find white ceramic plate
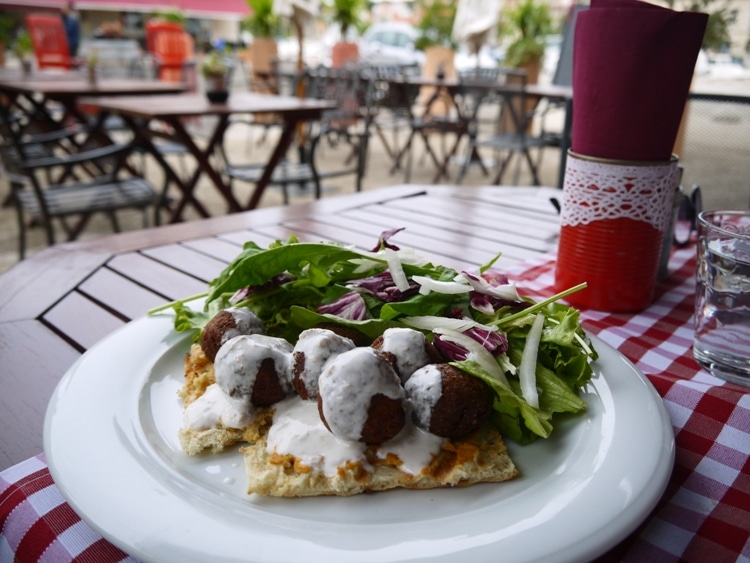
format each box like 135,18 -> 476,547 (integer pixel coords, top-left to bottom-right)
44,314 -> 674,563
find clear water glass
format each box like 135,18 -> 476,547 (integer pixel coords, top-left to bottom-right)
694,210 -> 750,386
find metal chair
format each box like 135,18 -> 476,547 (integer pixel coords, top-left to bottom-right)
215,66 -> 373,205
456,68 -> 552,186
0,106 -> 162,259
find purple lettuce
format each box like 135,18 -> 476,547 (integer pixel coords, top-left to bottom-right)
370,227 -> 405,252
347,271 -> 419,302
434,326 -> 508,361
317,291 -> 369,320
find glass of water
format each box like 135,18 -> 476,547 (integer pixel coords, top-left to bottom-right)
694,210 -> 750,386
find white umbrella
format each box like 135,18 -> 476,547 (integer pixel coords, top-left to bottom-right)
452,0 -> 501,58
273,0 -> 321,74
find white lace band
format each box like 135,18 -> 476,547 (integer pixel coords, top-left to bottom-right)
561,152 -> 681,233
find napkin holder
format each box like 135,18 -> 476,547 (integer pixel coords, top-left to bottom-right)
554,151 -> 681,312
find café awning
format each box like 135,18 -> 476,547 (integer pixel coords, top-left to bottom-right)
2,0 -> 250,18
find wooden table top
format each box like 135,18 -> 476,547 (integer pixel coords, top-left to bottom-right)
80,92 -> 339,119
0,77 -> 187,96
0,184 -> 561,470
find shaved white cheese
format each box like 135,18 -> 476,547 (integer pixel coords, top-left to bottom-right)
402,315 -> 497,334
455,273 -> 521,302
384,248 -> 410,292
434,328 -> 511,389
412,276 -> 471,296
519,314 -> 544,409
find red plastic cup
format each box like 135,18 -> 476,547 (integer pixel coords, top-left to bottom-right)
554,151 -> 680,312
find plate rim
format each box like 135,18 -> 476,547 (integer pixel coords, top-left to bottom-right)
43,314 -> 675,563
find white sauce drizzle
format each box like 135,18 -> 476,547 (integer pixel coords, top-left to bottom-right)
292,328 -> 355,398
404,364 -> 443,431
318,347 -> 404,442
380,327 -> 431,383
376,422 -> 445,475
214,334 -> 293,398
183,384 -> 254,430
267,397 -> 369,477
220,307 -> 265,347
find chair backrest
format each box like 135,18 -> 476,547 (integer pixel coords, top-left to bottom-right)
304,66 -> 372,131
153,29 -> 195,82
25,12 -> 72,70
145,20 -> 184,55
553,4 -> 587,87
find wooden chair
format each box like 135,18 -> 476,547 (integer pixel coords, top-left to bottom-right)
25,13 -> 76,70
0,106 -> 163,259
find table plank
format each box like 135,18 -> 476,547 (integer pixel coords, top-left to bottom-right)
106,252 -> 209,300
43,292 -> 126,351
78,268 -> 170,320
0,321 -> 81,469
140,244 -> 230,282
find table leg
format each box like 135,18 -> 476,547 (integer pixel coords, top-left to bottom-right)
245,116 -> 300,210
166,114 -> 243,220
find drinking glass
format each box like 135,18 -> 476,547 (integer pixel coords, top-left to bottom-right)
694,210 -> 750,386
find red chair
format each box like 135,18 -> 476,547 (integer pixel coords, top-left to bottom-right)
25,13 -> 74,70
153,29 -> 196,84
144,20 -> 183,54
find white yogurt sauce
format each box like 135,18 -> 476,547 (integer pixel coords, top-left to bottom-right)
292,328 -> 356,398
318,347 -> 405,442
183,383 -> 254,430
220,307 -> 265,347
404,364 -> 443,431
376,422 -> 445,475
267,397 -> 369,477
379,327 -> 432,382
214,334 -> 293,398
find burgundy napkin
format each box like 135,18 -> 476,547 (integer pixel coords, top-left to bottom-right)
571,0 -> 708,161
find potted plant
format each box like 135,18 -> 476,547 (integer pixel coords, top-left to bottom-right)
153,8 -> 187,26
0,11 -> 15,68
13,30 -> 33,74
243,0 -> 282,91
201,49 -> 230,103
328,0 -> 366,67
498,0 -> 553,85
415,0 -> 458,78
86,47 -> 99,84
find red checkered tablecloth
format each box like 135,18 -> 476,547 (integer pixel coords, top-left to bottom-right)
2,246 -> 749,563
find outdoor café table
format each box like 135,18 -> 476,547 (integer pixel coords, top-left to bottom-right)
380,75 -> 572,186
80,92 -> 338,223
0,76 -> 186,131
0,185 -> 747,562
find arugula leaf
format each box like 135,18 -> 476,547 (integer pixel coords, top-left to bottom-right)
206,242 -> 370,304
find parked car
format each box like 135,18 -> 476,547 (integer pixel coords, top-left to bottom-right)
359,22 -> 425,68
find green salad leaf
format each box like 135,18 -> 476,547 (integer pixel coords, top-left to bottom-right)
149,234 -> 597,444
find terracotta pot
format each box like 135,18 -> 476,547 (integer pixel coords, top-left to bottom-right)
250,37 -> 278,92
331,41 -> 359,67
421,45 -> 456,116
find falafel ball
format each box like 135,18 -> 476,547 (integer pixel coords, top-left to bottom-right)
313,322 -> 370,346
405,364 -> 493,439
214,334 -> 293,407
371,327 -> 442,383
200,307 -> 264,363
317,347 -> 406,444
292,328 -> 356,399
